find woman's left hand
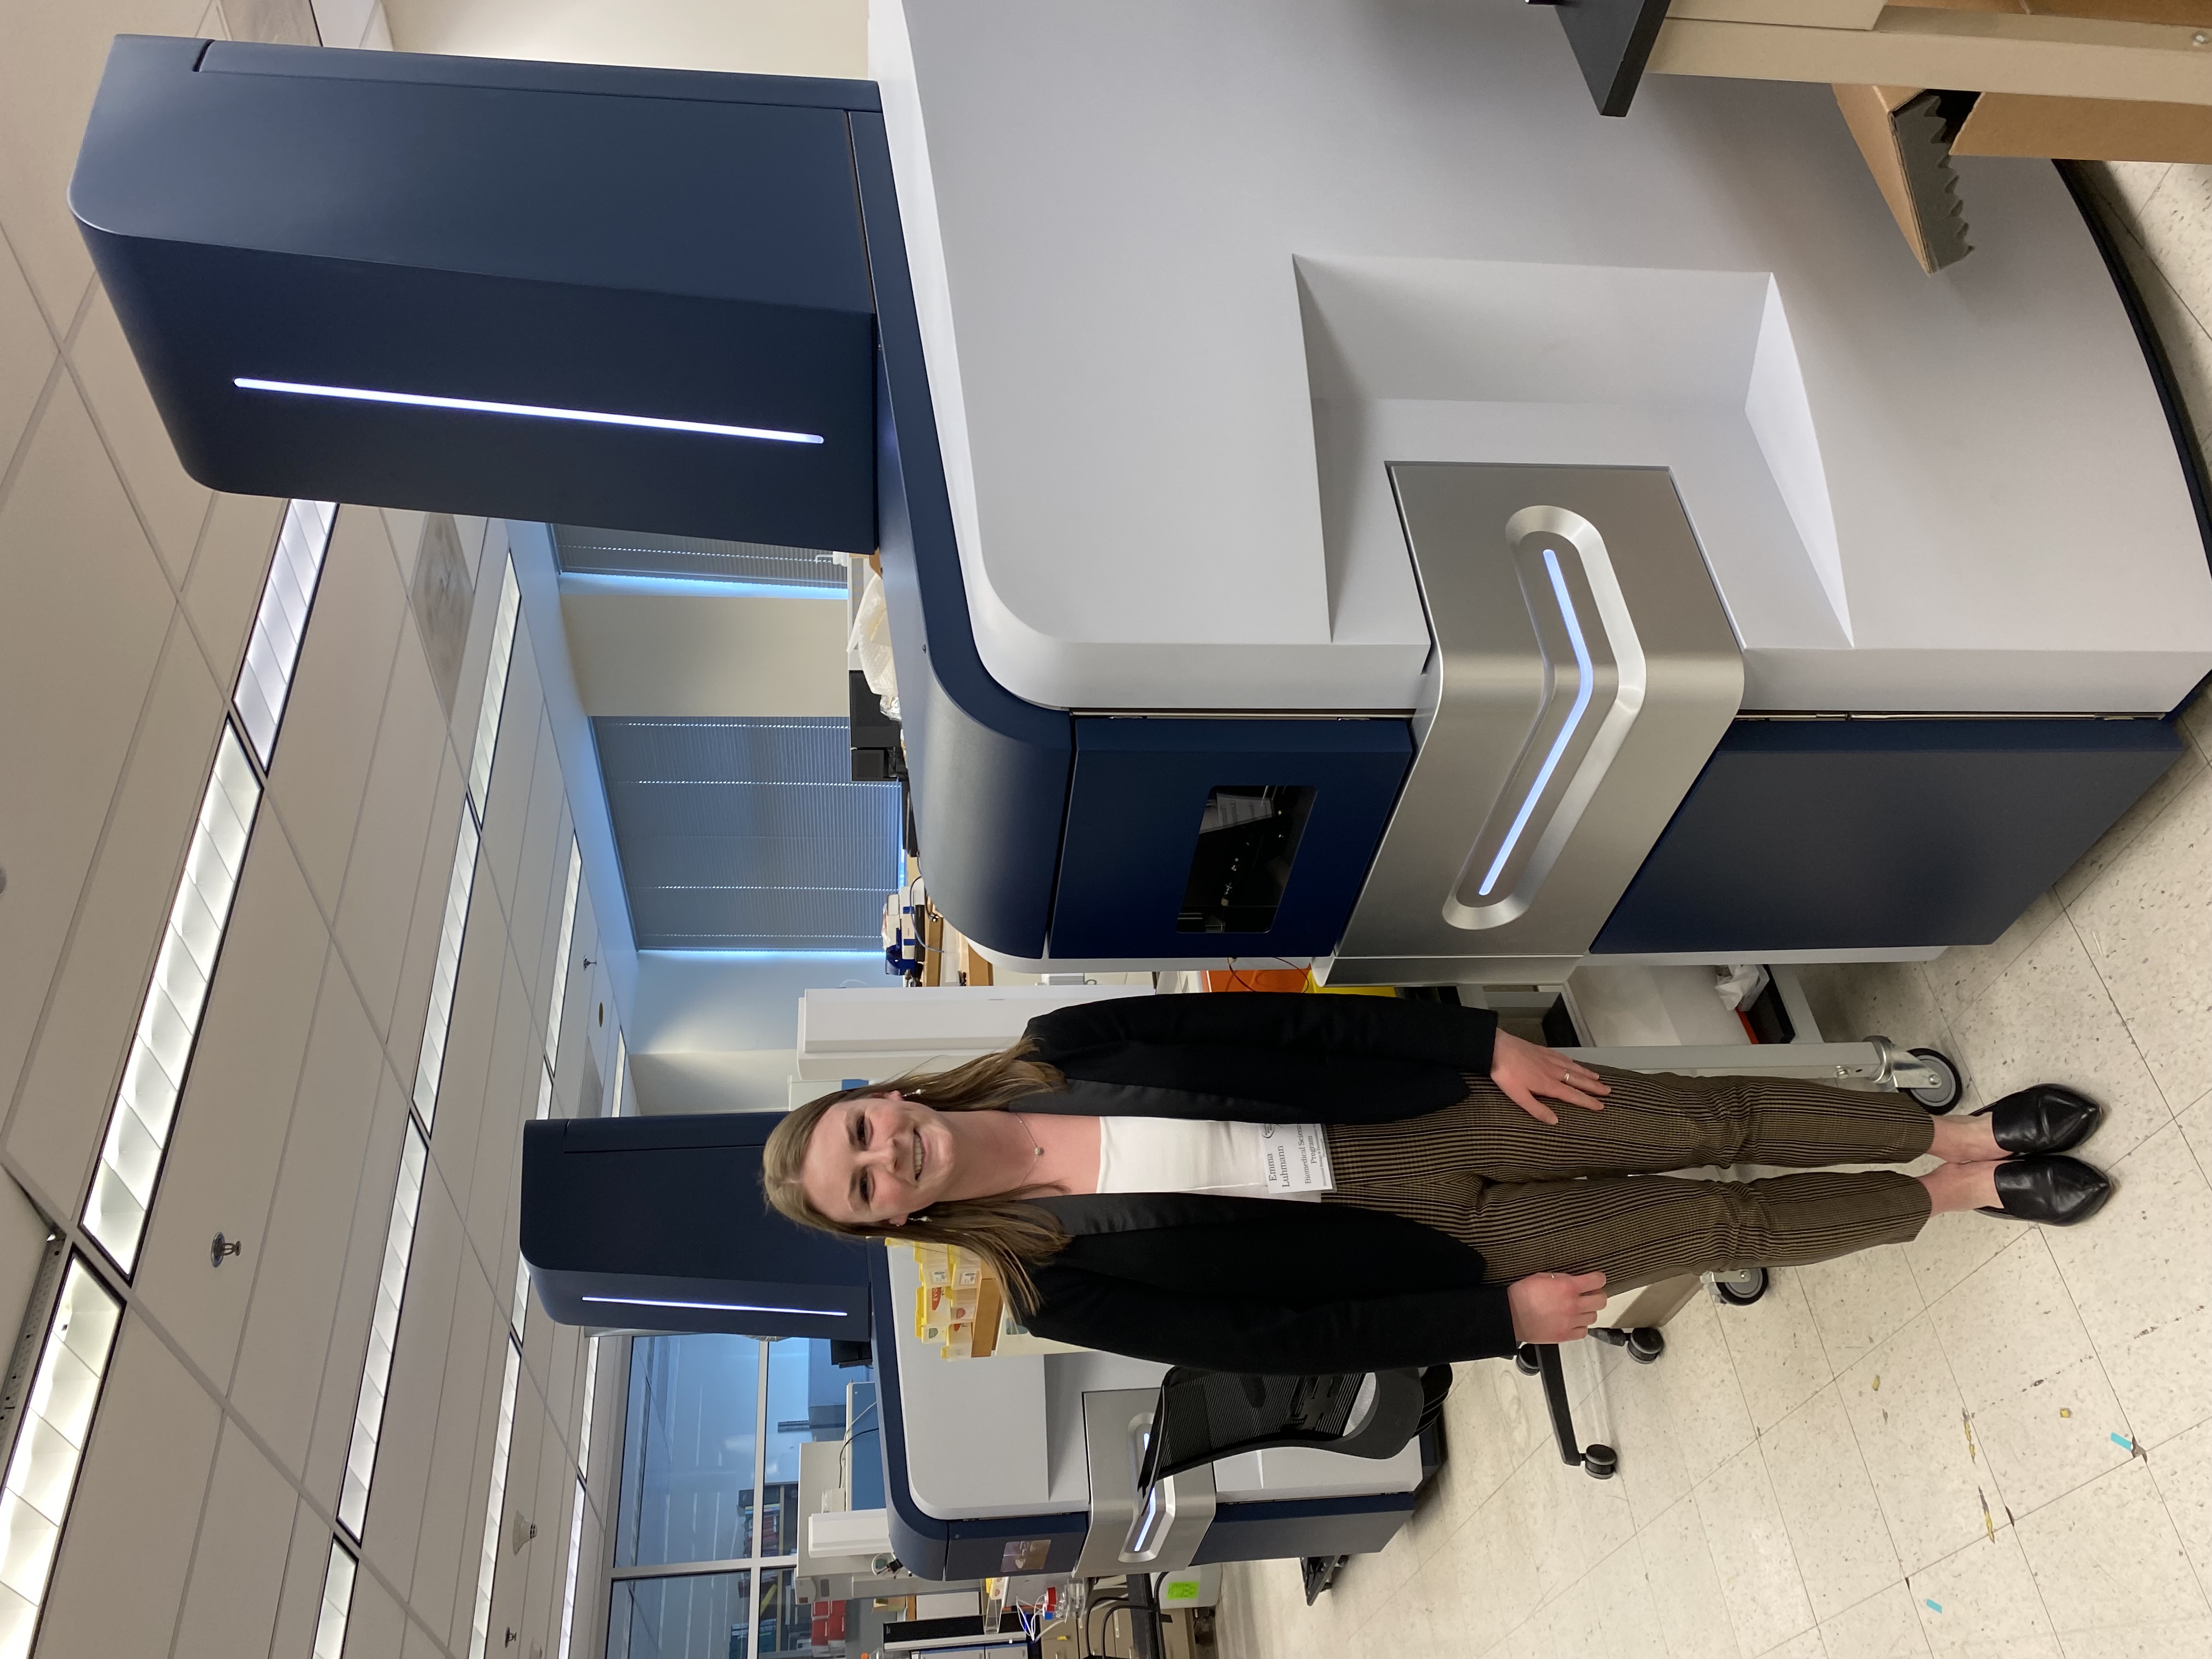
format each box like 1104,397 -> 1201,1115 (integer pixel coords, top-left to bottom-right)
1488,1030 -> 1610,1125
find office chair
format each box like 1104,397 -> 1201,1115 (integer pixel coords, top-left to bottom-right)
1133,1364 -> 1450,1493
1122,1366 -> 1451,1618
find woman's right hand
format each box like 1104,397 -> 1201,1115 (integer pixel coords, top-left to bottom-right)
1506,1269 -> 1610,1344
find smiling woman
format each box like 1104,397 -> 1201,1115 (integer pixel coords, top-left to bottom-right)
762,1048 -> 1075,1309
759,994 -> 2113,1376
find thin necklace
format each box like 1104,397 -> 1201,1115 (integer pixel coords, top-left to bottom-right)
1011,1111 -> 1045,1164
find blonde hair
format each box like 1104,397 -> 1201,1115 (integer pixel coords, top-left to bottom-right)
761,1042 -> 1069,1312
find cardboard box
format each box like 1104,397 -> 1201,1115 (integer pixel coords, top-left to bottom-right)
1953,92 -> 2212,165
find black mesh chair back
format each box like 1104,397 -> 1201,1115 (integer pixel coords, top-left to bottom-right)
1137,1365 -> 1448,1489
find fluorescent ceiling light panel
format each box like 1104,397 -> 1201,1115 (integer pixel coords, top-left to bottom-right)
234,499 -> 337,768
338,1120 -> 429,1539
1477,546 -> 1595,899
233,379 -> 823,445
575,1337 -> 601,1476
0,1258 -> 122,1658
84,726 -> 261,1272
545,841 -> 581,1071
411,812 -> 480,1131
468,560 -> 522,815
556,1476 -> 587,1659
467,1339 -> 523,1659
311,1541 -> 356,1659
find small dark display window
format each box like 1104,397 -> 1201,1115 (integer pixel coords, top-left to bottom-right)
1177,785 -> 1317,934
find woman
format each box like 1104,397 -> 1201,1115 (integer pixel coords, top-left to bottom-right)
761,994 -> 2109,1373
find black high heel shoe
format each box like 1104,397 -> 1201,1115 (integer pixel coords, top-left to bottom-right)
1977,1155 -> 2112,1226
1975,1085 -> 2103,1156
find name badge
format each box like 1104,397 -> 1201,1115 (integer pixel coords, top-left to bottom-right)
1260,1123 -> 1335,1194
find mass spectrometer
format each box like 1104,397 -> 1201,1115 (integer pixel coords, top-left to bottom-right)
69,3 -> 2212,986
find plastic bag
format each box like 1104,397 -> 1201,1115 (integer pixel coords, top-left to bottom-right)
849,567 -> 900,721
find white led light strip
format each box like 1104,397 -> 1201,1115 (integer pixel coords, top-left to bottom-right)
0,1259 -> 122,1658
83,726 -> 261,1272
233,378 -> 825,446
1477,546 -> 1596,898
579,1295 -> 848,1317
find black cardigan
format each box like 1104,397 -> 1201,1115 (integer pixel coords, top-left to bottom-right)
1009,993 -> 1517,1373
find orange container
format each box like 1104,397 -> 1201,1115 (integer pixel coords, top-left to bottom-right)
1200,968 -> 1312,993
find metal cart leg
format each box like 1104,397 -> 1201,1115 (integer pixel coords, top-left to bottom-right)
1519,1343 -> 1618,1480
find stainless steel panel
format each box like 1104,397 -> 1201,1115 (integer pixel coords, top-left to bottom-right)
1330,465 -> 1741,981
1075,1389 -> 1217,1578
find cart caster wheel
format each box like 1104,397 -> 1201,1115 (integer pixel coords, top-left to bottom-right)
1906,1048 -> 1965,1113
1515,1345 -> 1541,1376
1582,1444 -> 1618,1480
1626,1327 -> 1664,1364
1713,1268 -> 1769,1307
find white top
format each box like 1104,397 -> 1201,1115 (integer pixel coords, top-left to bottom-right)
1092,1117 -> 1335,1201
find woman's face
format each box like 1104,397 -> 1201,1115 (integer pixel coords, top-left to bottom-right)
798,1092 -> 955,1228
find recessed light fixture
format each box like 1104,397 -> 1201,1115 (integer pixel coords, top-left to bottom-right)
235,499 -> 337,768
0,1257 -> 123,1656
468,560 -> 523,815
233,378 -> 824,445
84,726 -> 262,1271
467,1338 -> 522,1659
337,1120 -> 430,1539
312,1541 -> 357,1659
544,842 -> 582,1071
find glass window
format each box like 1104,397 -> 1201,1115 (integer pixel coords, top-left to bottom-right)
755,1566 -> 804,1659
616,1336 -> 761,1568
590,718 -> 901,951
761,1342 -> 859,1561
607,1572 -> 750,1659
609,1338 -> 876,1659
